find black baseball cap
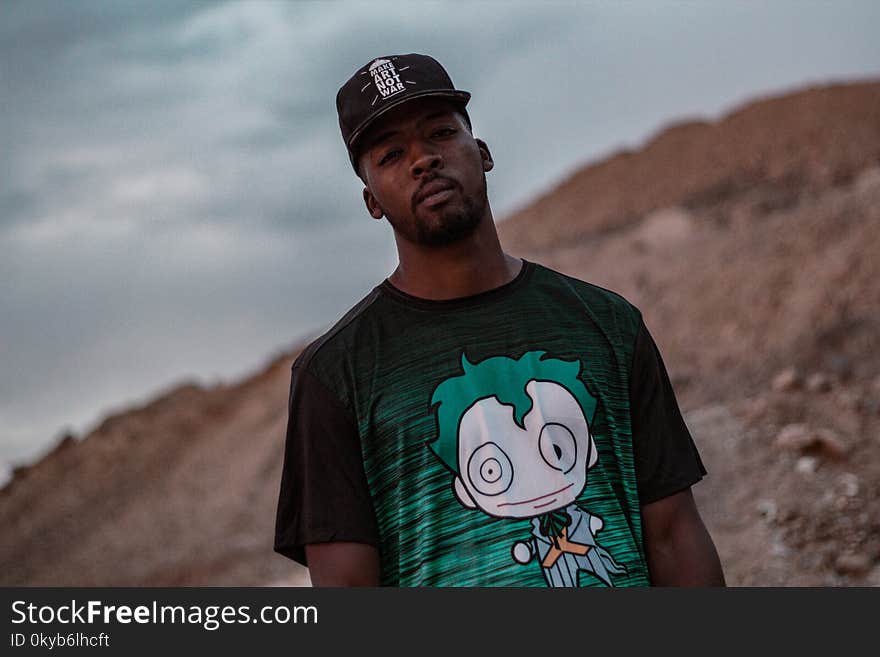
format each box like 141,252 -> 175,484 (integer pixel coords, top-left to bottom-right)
336,53 -> 471,175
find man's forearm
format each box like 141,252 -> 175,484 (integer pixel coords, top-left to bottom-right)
645,515 -> 725,585
305,542 -> 381,587
642,488 -> 726,586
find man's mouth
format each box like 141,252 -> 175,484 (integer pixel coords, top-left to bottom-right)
415,178 -> 456,207
420,188 -> 454,207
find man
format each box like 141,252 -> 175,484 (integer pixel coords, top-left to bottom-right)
274,53 -> 725,586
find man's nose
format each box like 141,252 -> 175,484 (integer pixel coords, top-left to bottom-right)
409,147 -> 443,178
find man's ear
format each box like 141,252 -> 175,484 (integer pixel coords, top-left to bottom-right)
475,138 -> 494,173
453,476 -> 477,508
363,187 -> 384,219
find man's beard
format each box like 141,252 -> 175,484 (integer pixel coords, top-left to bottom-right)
387,174 -> 488,247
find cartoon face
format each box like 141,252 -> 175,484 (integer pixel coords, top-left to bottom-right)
453,380 -> 598,519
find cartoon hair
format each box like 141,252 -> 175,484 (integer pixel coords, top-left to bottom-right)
428,350 -> 597,472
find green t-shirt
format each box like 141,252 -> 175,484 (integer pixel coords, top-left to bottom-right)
274,259 -> 706,586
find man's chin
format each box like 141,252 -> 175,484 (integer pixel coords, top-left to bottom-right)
417,214 -> 481,246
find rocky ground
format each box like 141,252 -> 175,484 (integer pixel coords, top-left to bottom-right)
691,372 -> 880,586
1,80 -> 878,587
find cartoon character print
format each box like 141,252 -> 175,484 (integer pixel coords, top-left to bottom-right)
428,350 -> 627,587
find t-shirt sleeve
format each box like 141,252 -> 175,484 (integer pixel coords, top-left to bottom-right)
273,363 -> 380,567
629,315 -> 707,505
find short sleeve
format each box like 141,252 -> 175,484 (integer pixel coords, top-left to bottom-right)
629,316 -> 707,505
273,363 -> 380,567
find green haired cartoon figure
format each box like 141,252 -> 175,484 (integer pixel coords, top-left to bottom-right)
428,350 -> 627,587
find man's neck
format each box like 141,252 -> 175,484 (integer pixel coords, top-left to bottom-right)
389,218 -> 522,301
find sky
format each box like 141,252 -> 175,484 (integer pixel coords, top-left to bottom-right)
1,0 -> 878,482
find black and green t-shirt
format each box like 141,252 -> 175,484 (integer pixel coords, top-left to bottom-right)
274,259 -> 706,586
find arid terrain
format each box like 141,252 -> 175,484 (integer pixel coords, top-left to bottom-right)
2,79 -> 879,586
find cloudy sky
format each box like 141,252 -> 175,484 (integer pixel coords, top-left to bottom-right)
1,0 -> 878,479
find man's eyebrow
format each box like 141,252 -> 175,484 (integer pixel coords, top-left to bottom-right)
363,111 -> 454,151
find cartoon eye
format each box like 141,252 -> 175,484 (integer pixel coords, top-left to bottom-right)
467,442 -> 513,497
539,423 -> 577,473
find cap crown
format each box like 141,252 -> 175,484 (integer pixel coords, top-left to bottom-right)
336,53 -> 471,173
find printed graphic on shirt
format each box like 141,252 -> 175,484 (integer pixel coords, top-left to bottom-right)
427,350 -> 627,587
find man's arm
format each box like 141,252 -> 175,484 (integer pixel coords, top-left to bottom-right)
274,364 -> 382,583
305,542 -> 381,587
641,487 -> 725,586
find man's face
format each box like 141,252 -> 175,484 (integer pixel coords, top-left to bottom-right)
356,96 -> 493,246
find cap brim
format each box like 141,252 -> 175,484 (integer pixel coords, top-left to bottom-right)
348,89 -> 471,152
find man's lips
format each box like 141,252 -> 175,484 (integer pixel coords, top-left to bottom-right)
414,178 -> 457,207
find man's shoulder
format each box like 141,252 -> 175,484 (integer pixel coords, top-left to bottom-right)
291,285 -> 383,374
533,261 -> 643,326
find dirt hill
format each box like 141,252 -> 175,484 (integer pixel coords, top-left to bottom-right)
2,79 -> 879,586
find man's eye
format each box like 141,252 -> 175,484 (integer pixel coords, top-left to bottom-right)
379,149 -> 400,165
433,127 -> 455,137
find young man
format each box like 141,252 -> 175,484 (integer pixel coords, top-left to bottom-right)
273,53 -> 725,587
